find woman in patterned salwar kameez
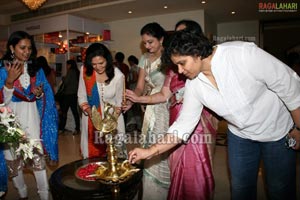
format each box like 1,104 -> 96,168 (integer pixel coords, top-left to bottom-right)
0,31 -> 58,200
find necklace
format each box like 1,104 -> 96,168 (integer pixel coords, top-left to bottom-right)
98,82 -> 106,118
99,82 -> 105,103
99,83 -> 104,100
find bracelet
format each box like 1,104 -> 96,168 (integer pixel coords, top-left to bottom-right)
81,103 -> 90,111
36,92 -> 44,99
293,124 -> 300,132
149,96 -> 152,103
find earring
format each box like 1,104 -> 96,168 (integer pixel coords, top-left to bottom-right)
10,51 -> 15,60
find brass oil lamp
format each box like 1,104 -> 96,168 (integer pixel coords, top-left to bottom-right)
90,102 -> 140,199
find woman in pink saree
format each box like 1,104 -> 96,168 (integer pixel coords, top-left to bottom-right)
166,67 -> 217,200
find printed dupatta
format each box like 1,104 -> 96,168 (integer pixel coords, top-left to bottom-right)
83,69 -> 106,158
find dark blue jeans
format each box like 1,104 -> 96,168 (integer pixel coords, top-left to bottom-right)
227,130 -> 296,200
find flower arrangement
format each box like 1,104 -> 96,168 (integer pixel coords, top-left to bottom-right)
0,104 -> 43,162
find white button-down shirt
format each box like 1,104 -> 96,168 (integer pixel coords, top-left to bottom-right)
168,41 -> 300,142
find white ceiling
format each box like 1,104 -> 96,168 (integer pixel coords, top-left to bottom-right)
0,0 -> 299,25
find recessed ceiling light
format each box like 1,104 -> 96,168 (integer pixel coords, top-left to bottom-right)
128,10 -> 132,14
201,1 -> 206,3
164,5 -> 168,9
85,32 -> 90,35
231,11 -> 236,15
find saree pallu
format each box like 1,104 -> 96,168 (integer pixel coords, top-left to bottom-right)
139,55 -> 171,199
166,69 -> 217,200
168,106 -> 216,200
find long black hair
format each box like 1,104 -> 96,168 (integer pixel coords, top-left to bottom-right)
84,43 -> 114,83
175,19 -> 204,36
1,31 -> 38,77
140,22 -> 167,47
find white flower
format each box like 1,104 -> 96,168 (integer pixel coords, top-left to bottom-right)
0,107 -> 16,129
7,126 -> 16,134
16,139 -> 43,160
29,139 -> 42,151
0,105 -> 41,164
15,128 -> 25,137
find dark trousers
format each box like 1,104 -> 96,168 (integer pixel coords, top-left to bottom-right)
227,130 -> 296,200
59,94 -> 80,131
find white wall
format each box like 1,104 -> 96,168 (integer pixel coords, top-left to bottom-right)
108,10 -> 205,61
217,21 -> 259,45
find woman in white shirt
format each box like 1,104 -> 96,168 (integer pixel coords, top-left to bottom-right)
129,30 -> 300,200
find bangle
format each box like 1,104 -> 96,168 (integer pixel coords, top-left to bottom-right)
5,80 -> 14,88
81,103 -> 90,111
36,92 -> 44,99
81,103 -> 91,115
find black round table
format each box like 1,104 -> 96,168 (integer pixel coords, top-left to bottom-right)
49,158 -> 143,200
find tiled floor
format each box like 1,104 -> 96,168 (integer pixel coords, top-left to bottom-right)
4,128 -> 300,200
